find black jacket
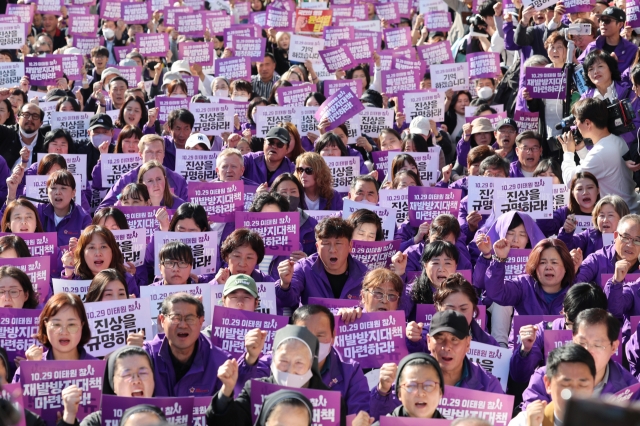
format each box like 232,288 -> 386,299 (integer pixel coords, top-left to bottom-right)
0,125 -> 46,170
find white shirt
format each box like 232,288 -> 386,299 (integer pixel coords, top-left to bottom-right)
593,82 -> 618,102
304,194 -> 320,211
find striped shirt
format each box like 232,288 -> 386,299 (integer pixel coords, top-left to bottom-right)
251,72 -> 281,99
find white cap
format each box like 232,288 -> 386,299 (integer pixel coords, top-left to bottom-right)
65,47 -> 82,55
408,116 -> 432,137
171,59 -> 192,76
185,133 -> 211,150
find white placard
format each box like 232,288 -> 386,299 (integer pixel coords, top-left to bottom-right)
358,107 -> 395,138
379,188 -> 409,225
403,90 -> 446,122
292,106 -> 319,135
603,232 -> 615,247
52,279 -> 91,302
210,282 -> 277,315
189,102 -> 234,136
37,152 -> 87,190
322,156 -> 361,194
522,0 -> 557,11
100,154 -> 142,188
289,34 -> 325,63
492,177 -> 554,220
140,283 -> 212,329
573,215 -> 593,234
552,183 -> 569,211
467,176 -> 495,215
49,111 -> 92,145
111,229 -> 146,267
430,63 -> 469,91
419,0 -> 449,13
254,105 -> 296,138
0,62 -> 24,88
468,340 -> 511,392
174,149 -> 221,183
0,23 -> 25,49
387,151 -> 439,186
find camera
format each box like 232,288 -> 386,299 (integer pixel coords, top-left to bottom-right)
555,98 -> 636,141
466,14 -> 488,34
555,114 -> 586,144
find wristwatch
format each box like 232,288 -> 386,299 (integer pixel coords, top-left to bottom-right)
492,254 -> 508,263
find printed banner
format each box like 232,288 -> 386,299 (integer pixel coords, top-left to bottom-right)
524,67 -> 567,99
402,90 -> 446,122
49,112 -> 93,147
0,62 -> 25,88
318,45 -> 357,73
503,249 -> 532,281
52,278 -> 91,301
254,105 -> 296,137
0,23 -> 25,49
153,231 -> 218,275
188,181 -> 244,222
265,5 -> 294,31
289,34 -> 325,63
323,26 -> 355,48
384,27 -> 411,49
174,149 -> 220,182
323,156 -> 360,193
467,177 -> 495,215
376,2 -> 400,24
232,36 -> 267,62
6,4 -> 34,23
179,41 -> 215,66
468,341 -> 510,392
176,12 -> 206,38
215,56 -> 252,82
351,240 -> 401,270
314,86 -> 364,130
0,232 -> 56,260
101,395 -> 194,425
340,38 -> 375,66
438,385 -> 514,424
156,96 -> 190,124
111,228 -> 146,268
0,308 -> 41,363
121,1 -> 152,24
136,33 -> 170,57
276,83 -> 316,106
118,206 -> 163,243
189,102 -> 234,136
492,177 -> 554,220
25,56 -> 63,86
467,52 -> 501,79
628,0 -> 640,29
235,211 -> 300,255
3,257 -> 50,303
522,0 -> 558,10
514,110 -> 539,133
295,8 -> 332,35
343,200 -> 397,241
100,154 -> 141,188
140,283 -> 212,328
553,184 -> 569,211
381,69 -> 421,95
430,63 -> 469,91
35,0 -> 63,15
408,187 -> 463,227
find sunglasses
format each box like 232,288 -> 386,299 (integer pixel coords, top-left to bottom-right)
267,139 -> 286,149
296,167 -> 313,175
599,17 -> 614,24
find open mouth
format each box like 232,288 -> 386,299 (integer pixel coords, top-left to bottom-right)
415,402 -> 428,409
437,274 -> 448,281
131,391 -> 144,397
544,273 -> 555,279
582,197 -> 592,205
53,197 -> 63,203
440,355 -> 453,363
329,257 -> 338,264
177,332 -> 189,338
58,338 -> 71,346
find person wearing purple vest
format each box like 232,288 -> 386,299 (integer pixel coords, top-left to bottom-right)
161,108 -> 196,171
509,282 -> 608,385
98,134 -> 188,210
144,292 -> 256,397
508,131 -> 542,178
522,309 -> 637,408
455,118 -> 495,174
370,310 -> 503,420
243,127 -> 295,186
576,214 -> 640,287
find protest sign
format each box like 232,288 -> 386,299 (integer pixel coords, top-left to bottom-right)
276,83 -> 316,106
113,67 -> 143,87
231,36 -> 267,62
324,79 -> 363,98
610,383 -> 640,403
0,231 -> 56,263
503,249 -> 532,281
340,38 -> 375,66
304,210 -> 341,223
467,177 -> 495,215
118,206 -> 163,243
308,297 -> 361,315
53,53 -> 83,82
431,62 -> 469,91
351,240 -> 401,270
380,419 -> 451,426
2,383 -> 27,426
99,0 -> 122,20
544,329 -> 573,360
468,51 -> 501,79
25,56 -> 63,86
101,395 -> 194,424
210,306 -> 289,357
323,26 -> 355,48
100,154 -> 141,188
111,229 -> 146,268
314,86 -> 364,130
265,5 -> 294,31
0,23 -> 25,49
121,1 -> 151,24
343,200 -> 397,241
0,308 -> 41,363
235,211 -> 300,255
408,187 -> 463,227
292,106 -> 319,135
376,2 -> 400,24
524,66 -> 567,99
468,341 -> 510,391
35,151 -> 86,191
224,24 -> 261,44
6,4 -> 34,23
425,11 -> 452,31
392,57 -> 426,76
153,231 -> 218,275
289,34 -> 324,63
323,156 -> 361,193
188,181 -> 244,222
342,115 -> 362,145
20,360 -> 105,425
358,107 -> 394,138
381,69 -> 420,95
0,62 -> 24,88
136,33 -> 170,57
49,110 -> 92,144
189,102 -> 234,136
179,42 -> 215,66
420,0 -> 449,13
3,257 -> 50,302
84,298 -> 153,357
207,12 -> 232,35
334,310 -> 408,368
384,27 -> 411,49
379,188 -> 408,225
176,12 -> 205,38
514,110 -> 539,132
0,16 -> 20,24
492,177 -> 554,220
52,278 -> 91,301
214,56 -> 252,82
571,215 -> 594,234
211,282 -> 277,315
553,184 -> 569,211
254,105 -> 296,137
402,90 -> 446,122
295,8 -> 332,35
141,283 -> 212,328
522,0 -> 559,10
36,0 -> 63,15
156,96 -> 190,124
318,45 -> 357,73
251,381 -> 341,426
388,151 -> 439,185
438,385 -> 514,424
629,0 -> 640,29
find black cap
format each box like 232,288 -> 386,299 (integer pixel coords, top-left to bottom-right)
496,118 -> 518,133
265,127 -> 290,144
429,310 -> 469,340
88,113 -> 113,131
601,7 -> 625,22
45,88 -> 69,102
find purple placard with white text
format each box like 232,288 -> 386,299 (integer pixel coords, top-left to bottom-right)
176,12 -> 206,38
629,0 -> 640,29
323,26 -> 355,48
376,2 -> 400,24
417,41 -> 454,65
324,79 -> 363,98
121,1 -> 152,24
514,110 -> 540,132
1,383 -> 27,426
73,36 -> 102,56
265,5 -> 294,31
340,38 -> 374,67
157,96 -> 190,124
6,4 -> 34,23
35,0 -> 63,15
101,395 -> 194,424
25,56 -> 63,86
276,83 -> 316,106
468,51 -> 501,79
408,187 -> 462,227
503,249 -> 532,281
136,33 -> 170,57
384,27 -> 411,49
118,206 -> 163,243
318,45 -> 357,73
188,181 -> 244,222
215,56 -> 252,81
308,297 -> 361,315
564,0 -> 593,13
314,86 -> 365,131
543,329 -> 573,360
351,240 -> 401,270
179,41 -> 215,66
438,385 -> 514,424
67,15 -> 98,36
2,257 -> 50,302
0,308 -> 41,363
425,11 -> 452,31
232,36 -> 267,62
381,69 -> 420,95
235,211 -> 300,255
525,66 -> 567,99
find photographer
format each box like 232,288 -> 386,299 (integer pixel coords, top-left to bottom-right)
452,1 -> 504,62
558,98 -> 640,213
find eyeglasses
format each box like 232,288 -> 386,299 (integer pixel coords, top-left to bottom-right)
267,139 -> 286,149
518,146 -> 540,153
498,128 -> 516,135
599,17 -> 614,24
366,290 -> 399,303
296,167 -> 313,175
47,323 -> 81,334
119,370 -> 151,382
161,260 -> 191,269
400,380 -> 440,394
577,341 -> 610,352
166,314 -> 200,325
619,234 -> 640,247
19,112 -> 40,121
0,289 -> 23,299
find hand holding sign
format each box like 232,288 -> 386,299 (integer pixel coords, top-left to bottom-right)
615,259 -> 632,283
336,306 -> 363,325
377,363 -> 399,394
126,330 -> 145,347
475,233 -> 492,257
244,328 -> 268,365
519,324 -> 538,353
61,385 -> 82,425
218,358 -> 239,398
405,321 -> 424,342
467,210 -> 483,233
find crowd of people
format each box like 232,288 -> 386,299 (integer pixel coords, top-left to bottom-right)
3,0 -> 640,425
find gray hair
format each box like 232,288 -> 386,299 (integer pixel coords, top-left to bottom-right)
217,148 -> 244,166
523,54 -> 550,72
159,292 -> 204,317
617,214 -> 640,232
451,418 -> 493,426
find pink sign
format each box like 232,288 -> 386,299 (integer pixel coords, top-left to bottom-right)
314,86 -> 365,130
188,181 -> 244,222
351,240 -> 401,270
381,69 -> 421,95
215,56 -> 252,82
25,56 -> 63,86
176,11 -> 206,38
438,385 -> 514,424
136,33 -> 170,57
318,45 -> 357,73
235,211 -> 300,255
408,187 -> 463,227
376,2 -> 400,24
468,51 -> 501,79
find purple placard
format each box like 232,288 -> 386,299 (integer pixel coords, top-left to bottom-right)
334,310 -> 408,368
629,0 -> 640,29
179,41 -> 215,66
101,395 -> 194,424
524,66 -> 567,99
99,0 -> 122,21
251,381 -> 341,425
25,56 -> 63,86
0,231 -> 56,258
156,96 -> 190,124
308,297 -> 361,315
66,6 -> 90,16
512,315 -> 563,338
164,6 -> 192,27
176,11 -> 206,38
543,329 -> 573,360
504,249 -> 532,281
351,240 -> 401,271
224,24 -> 262,44
392,57 -> 426,75
6,4 -> 34,23
20,360 -> 106,425
136,33 -> 170,57
192,396 -> 211,426
564,0 -> 593,13
425,11 -> 452,32
324,79 -> 363,98
381,69 -> 420,95
408,187 -> 463,227
356,29 -> 382,51
265,5 -> 294,31
113,45 -> 136,64
371,150 -> 398,182
631,316 -> 640,334
3,257 -> 50,302
465,112 -> 507,128
380,419 -> 452,426
438,385 -> 514,423
340,38 -> 375,67
35,0 -> 63,15
215,56 -> 252,82
0,308 -> 41,363
231,36 -> 267,62
323,26 -> 355,48
318,45 -> 357,73
113,65 -> 142,87
188,181 -> 244,222
121,1 -> 151,24
210,306 -> 289,357
53,54 -> 84,81
235,211 -> 300,255
514,110 -> 540,132
207,12 -> 232,35
0,16 -> 21,24
118,206 -> 163,243
2,383 -> 27,426
601,273 -> 640,286
314,86 -> 365,131
376,2 -> 400,24
468,51 -> 501,79
276,83 -> 315,106
611,383 -> 640,403
416,303 -> 486,330
67,14 -> 98,36
384,27 -> 411,50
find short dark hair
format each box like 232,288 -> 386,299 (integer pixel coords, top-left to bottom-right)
563,283 -> 608,323
430,214 -> 461,241
315,217 -> 354,241
479,154 -> 509,176
571,98 -> 609,130
93,207 -> 130,230
43,128 -> 74,152
91,46 -> 110,58
515,131 -> 542,147
473,104 -> 497,115
0,235 -> 31,257
292,305 -> 335,336
572,308 -> 620,344
167,108 -> 195,130
350,174 -> 379,191
583,49 -> 621,88
304,92 -> 325,106
263,52 -> 276,63
314,133 -> 349,156
546,343 -> 596,380
109,76 -> 129,89
169,203 -> 211,232
0,266 -> 39,308
159,241 -> 194,264
250,192 -> 289,213
159,292 -> 204,317
533,158 -> 563,184
221,229 -> 265,264
478,0 -> 497,17
631,64 -> 640,87
360,89 -> 383,108
420,240 -> 459,265
347,209 -> 383,241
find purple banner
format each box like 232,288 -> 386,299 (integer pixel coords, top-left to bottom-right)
224,24 -> 262,44
113,45 -> 136,64
324,79 -> 363,98
543,329 -> 573,360
121,1 -> 152,24
176,11 -> 206,38
35,0 -> 63,15
438,385 -> 514,423
564,0 -> 593,13
231,36 -> 267,62
514,110 -> 539,132
512,315 -> 563,338
265,5 -> 294,31
101,395 -> 194,425
215,56 -> 252,82
210,306 -> 289,357
25,56 -> 63,86
276,83 -> 315,106
408,187 -> 463,227
425,11 -> 452,32
383,27 -> 411,49
179,41 -> 215,66
307,297 -> 361,315
52,54 -> 84,81
1,383 -> 27,426
118,206 -> 163,243
629,0 -> 640,29
318,45 -> 357,73
381,69 -> 421,95
2,256 -> 50,303
314,86 -> 365,131
99,0 -> 122,21
323,26 -> 355,48
340,38 -> 375,66
251,380 -> 341,426
376,2 -> 400,24
20,360 -> 106,425
164,6 -> 192,27
156,96 -> 190,124
468,52 -> 501,79
112,65 -> 141,87
137,33 -> 170,57
0,308 -> 41,363
73,35 -> 101,56
351,240 -> 401,271
334,310 -> 408,368
416,303 -> 486,330
0,231 -> 56,258
188,181 -> 244,222
503,249 -> 531,281
524,67 -> 567,99
206,11 -> 232,35
235,211 -> 300,255
67,14 -> 98,36
6,4 -> 34,23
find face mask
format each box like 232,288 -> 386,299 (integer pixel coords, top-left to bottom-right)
231,94 -> 249,102
287,196 -> 300,211
91,133 -> 112,149
103,28 -> 115,40
270,363 -> 313,388
317,342 -> 332,362
19,127 -> 38,139
477,86 -> 494,100
214,89 -> 229,98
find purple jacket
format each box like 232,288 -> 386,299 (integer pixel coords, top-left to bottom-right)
163,136 -> 177,171
509,160 -> 525,178
345,148 -> 370,175
11,347 -> 95,383
625,321 -> 640,380
34,201 -> 92,248
0,155 -> 8,204
510,317 -> 565,383
604,277 -> 640,341
275,253 -> 369,311
369,358 -> 504,419
301,190 -> 344,211
456,137 -> 471,168
301,135 -> 313,152
404,240 -> 473,273
406,319 -> 498,354
580,37 -> 638,77
558,227 -> 603,258
576,244 -> 637,288
522,360 -> 637,408
242,152 -> 295,186
458,196 -> 489,245
97,164 -> 189,210
435,175 -> 469,199
536,206 -> 570,238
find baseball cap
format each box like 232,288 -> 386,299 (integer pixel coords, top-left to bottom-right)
45,88 -> 69,102
408,116 -> 432,137
100,67 -> 121,83
428,310 -> 469,340
161,71 -> 182,92
265,127 -> 290,144
185,133 -> 211,150
600,7 -> 625,22
495,118 -> 518,133
222,274 -> 259,299
470,117 -> 494,134
88,113 -> 114,131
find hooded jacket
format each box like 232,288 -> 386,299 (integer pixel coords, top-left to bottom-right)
242,151 -> 295,186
